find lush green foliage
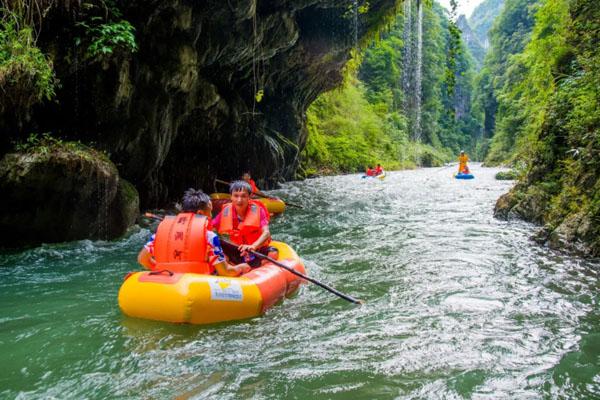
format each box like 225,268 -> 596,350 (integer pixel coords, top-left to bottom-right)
301,1 -> 478,176
75,1 -> 137,60
14,132 -> 66,153
534,0 -> 600,231
80,20 -> 137,59
13,132 -> 112,165
472,0 -> 540,164
300,78 -> 424,176
495,170 -> 517,180
0,15 -> 55,112
481,0 -> 600,253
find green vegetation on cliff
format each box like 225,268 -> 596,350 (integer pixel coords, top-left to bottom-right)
472,0 -> 540,164
0,13 -> 55,115
301,1 -> 478,176
468,0 -> 505,48
74,2 -> 137,60
301,78 -> 412,176
487,0 -> 600,255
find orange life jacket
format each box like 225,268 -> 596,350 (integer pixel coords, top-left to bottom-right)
247,179 -> 259,194
153,213 -> 212,274
217,200 -> 271,247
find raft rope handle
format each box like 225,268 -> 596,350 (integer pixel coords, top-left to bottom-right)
149,269 -> 174,277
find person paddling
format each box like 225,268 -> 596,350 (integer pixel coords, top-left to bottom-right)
242,172 -> 270,198
458,150 -> 470,174
365,166 -> 375,177
138,189 -> 251,276
375,163 -> 384,176
212,180 -> 278,268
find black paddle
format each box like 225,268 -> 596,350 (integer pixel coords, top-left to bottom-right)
215,178 -> 304,209
220,238 -> 363,305
143,212 -> 363,305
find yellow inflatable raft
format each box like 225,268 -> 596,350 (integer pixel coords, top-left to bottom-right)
210,193 -> 286,215
118,241 -> 305,325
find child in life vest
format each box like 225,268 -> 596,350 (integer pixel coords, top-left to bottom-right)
212,180 -> 279,268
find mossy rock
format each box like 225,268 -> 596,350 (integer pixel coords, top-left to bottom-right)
495,170 -> 517,180
0,142 -> 139,248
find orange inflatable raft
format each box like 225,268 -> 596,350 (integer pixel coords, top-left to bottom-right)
118,241 -> 305,325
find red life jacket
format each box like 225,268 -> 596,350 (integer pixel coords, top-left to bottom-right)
247,179 -> 259,194
375,166 -> 383,175
153,213 -> 212,274
217,200 -> 271,246
366,168 -> 374,176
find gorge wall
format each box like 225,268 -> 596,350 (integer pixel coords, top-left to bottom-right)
1,0 -> 399,208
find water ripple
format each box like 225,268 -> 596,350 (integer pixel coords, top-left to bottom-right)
1,166 -> 600,399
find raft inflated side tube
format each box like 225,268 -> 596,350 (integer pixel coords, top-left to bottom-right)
455,173 -> 474,180
118,241 -> 305,325
259,197 -> 286,214
118,272 -> 264,324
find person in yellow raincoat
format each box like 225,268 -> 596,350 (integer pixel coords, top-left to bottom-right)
458,150 -> 469,174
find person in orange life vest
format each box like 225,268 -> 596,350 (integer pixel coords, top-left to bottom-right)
242,172 -> 259,193
138,189 -> 251,276
242,172 -> 270,198
212,180 -> 278,268
375,164 -> 383,175
458,150 -> 469,174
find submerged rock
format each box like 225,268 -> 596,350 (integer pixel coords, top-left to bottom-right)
495,170 -> 517,180
0,142 -> 139,248
494,183 -> 548,224
495,181 -> 600,257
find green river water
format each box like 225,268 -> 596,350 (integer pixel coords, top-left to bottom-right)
2,166 -> 600,399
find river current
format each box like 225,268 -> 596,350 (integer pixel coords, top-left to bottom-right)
1,166 -> 599,399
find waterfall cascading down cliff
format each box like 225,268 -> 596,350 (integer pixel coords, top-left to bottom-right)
401,0 -> 424,164
415,0 -> 423,145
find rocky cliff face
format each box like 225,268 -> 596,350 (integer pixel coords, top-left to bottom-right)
468,0 -> 504,50
456,15 -> 485,70
1,0 -> 398,208
493,1 -> 600,257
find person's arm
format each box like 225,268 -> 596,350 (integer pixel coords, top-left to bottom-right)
207,231 -> 251,276
138,247 -> 155,269
238,226 -> 270,253
215,261 -> 251,277
138,234 -> 156,269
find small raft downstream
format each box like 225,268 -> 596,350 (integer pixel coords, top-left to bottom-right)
455,172 -> 475,180
118,241 -> 305,325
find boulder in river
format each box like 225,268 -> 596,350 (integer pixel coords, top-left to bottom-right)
0,138 -> 139,248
